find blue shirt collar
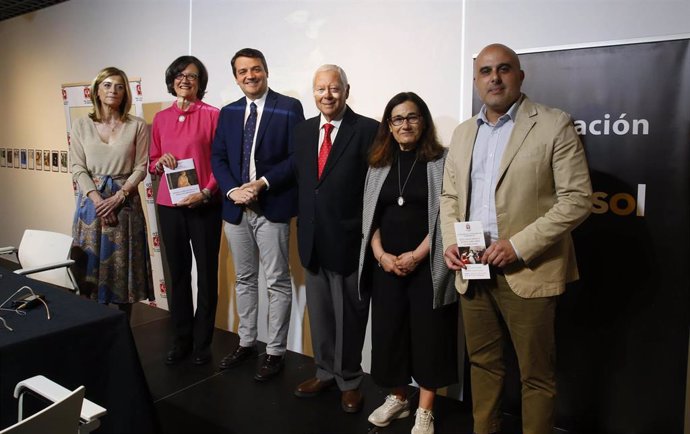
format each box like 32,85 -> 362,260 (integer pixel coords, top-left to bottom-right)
476,94 -> 523,127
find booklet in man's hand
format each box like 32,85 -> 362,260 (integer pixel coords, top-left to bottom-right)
454,221 -> 490,280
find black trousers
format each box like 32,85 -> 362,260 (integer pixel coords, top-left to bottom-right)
157,202 -> 222,352
370,258 -> 458,389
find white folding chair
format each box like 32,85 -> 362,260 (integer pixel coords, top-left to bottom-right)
0,229 -> 78,292
1,375 -> 107,434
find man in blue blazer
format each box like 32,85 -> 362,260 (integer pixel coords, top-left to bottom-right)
211,48 -> 304,381
292,65 -> 379,413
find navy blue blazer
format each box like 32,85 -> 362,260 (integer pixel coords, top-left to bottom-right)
293,106 -> 379,274
211,89 -> 305,224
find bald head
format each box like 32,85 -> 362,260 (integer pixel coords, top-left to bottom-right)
474,43 -> 525,122
476,44 -> 521,72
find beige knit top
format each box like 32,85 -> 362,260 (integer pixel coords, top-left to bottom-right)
70,115 -> 149,194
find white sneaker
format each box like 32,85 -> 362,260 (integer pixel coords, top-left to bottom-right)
367,394 -> 411,427
411,408 -> 434,434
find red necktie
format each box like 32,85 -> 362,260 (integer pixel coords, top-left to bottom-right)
317,123 -> 333,179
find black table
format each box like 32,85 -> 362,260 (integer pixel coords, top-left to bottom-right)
0,268 -> 158,433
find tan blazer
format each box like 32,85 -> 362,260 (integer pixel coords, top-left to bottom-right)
440,96 -> 592,298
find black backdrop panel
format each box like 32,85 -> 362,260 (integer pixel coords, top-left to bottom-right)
472,38 -> 690,434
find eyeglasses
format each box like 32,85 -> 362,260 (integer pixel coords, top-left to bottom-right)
175,73 -> 199,82
389,114 -> 422,126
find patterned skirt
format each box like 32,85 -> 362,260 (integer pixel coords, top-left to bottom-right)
71,175 -> 154,304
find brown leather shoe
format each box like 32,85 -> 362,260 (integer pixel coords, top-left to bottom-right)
294,377 -> 335,398
341,389 -> 363,413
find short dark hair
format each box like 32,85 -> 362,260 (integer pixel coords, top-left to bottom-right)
369,92 -> 444,167
231,48 -> 268,78
165,55 -> 209,100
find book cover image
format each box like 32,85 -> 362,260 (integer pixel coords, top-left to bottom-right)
164,158 -> 200,204
166,169 -> 198,189
459,246 -> 486,266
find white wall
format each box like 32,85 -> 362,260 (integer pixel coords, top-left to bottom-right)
0,0 -> 191,247
2,0 -> 689,247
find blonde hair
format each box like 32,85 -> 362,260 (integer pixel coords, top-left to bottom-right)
88,66 -> 132,122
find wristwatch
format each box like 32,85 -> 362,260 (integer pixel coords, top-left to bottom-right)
201,188 -> 211,203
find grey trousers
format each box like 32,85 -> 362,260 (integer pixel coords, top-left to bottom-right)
305,267 -> 370,391
223,210 -> 292,356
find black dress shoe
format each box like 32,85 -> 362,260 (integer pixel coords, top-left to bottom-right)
165,345 -> 192,365
254,354 -> 284,382
218,345 -> 257,370
192,349 -> 212,366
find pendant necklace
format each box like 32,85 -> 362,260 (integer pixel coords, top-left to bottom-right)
178,100 -> 191,122
102,119 -> 119,133
397,153 -> 418,207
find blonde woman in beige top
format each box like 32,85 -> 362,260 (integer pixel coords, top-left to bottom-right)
70,66 -> 154,316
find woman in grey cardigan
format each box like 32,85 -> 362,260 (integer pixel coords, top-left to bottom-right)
358,92 -> 458,434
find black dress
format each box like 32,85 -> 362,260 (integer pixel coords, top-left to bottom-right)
369,148 -> 457,388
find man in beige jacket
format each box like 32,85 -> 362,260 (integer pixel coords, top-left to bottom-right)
440,43 -> 592,434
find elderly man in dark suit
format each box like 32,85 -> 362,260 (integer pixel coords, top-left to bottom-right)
292,64 -> 378,413
211,48 -> 304,381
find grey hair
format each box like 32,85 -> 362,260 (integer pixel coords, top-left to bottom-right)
313,64 -> 349,89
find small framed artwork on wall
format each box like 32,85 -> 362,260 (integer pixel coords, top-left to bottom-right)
51,150 -> 59,172
35,149 -> 42,170
43,150 -> 51,171
60,151 -> 68,173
